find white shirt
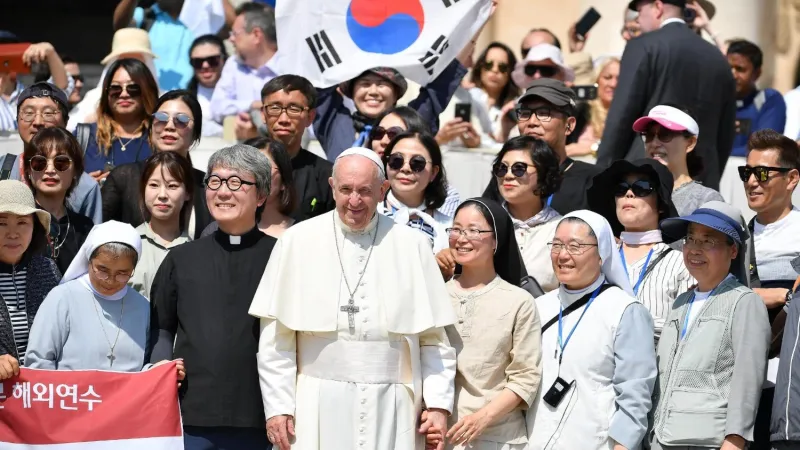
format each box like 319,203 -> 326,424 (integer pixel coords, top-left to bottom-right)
197,85 -> 224,137
754,207 -> 800,282
661,18 -> 686,28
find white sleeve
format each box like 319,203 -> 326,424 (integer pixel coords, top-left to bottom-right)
257,317 -> 297,419
419,326 -> 456,413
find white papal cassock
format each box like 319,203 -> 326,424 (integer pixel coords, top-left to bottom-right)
249,211 -> 457,450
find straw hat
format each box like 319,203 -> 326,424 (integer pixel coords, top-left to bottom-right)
101,28 -> 157,65
0,180 -> 50,231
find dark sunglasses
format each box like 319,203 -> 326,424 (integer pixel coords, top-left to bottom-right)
520,47 -> 530,58
190,55 -> 222,69
373,126 -> 403,141
641,128 -> 686,143
108,83 -> 141,98
386,153 -> 431,173
737,165 -> 792,182
152,111 -> 193,130
614,180 -> 655,198
492,162 -> 529,178
482,60 -> 510,74
29,155 -> 72,172
72,74 -> 84,83
524,65 -> 558,78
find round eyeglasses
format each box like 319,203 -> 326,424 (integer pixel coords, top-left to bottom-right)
205,175 -> 256,191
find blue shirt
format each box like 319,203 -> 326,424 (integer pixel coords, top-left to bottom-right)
732,88 -> 786,157
78,123 -> 152,173
133,5 -> 195,90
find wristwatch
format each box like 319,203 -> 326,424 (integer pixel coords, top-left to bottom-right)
786,289 -> 793,306
590,141 -> 600,159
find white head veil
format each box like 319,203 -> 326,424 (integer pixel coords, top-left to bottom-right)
560,210 -> 634,295
60,221 -> 143,285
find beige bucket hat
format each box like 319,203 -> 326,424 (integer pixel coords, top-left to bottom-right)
101,28 -> 157,65
0,180 -> 51,231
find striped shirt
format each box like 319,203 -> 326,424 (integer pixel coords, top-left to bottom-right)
620,242 -> 695,341
438,184 -> 461,217
0,268 -> 28,364
0,81 -> 23,134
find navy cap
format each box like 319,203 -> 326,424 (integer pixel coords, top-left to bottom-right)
660,207 -> 747,245
16,82 -> 69,112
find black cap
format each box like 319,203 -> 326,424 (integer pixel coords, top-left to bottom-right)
16,82 -> 69,112
517,78 -> 577,111
628,0 -> 686,11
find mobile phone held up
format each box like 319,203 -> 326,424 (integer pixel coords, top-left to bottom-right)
572,85 -> 598,101
0,43 -> 32,75
575,7 -> 601,41
683,7 -> 697,24
455,103 -> 472,123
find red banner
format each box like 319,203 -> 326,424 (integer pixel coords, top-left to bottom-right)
0,362 -> 182,449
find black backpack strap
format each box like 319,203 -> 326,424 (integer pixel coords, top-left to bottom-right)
0,154 -> 16,180
139,7 -> 157,32
541,284 -> 614,333
641,249 -> 674,283
749,218 -> 761,288
76,123 -> 91,156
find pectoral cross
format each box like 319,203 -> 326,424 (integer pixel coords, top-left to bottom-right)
340,297 -> 360,333
107,352 -> 116,367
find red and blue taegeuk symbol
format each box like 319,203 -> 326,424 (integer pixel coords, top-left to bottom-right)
346,0 -> 425,55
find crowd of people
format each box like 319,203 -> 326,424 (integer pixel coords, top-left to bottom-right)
2,0 -> 800,449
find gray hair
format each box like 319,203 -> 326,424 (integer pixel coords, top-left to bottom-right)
207,144 -> 272,199
239,3 -> 277,44
332,154 -> 386,185
91,242 -> 139,266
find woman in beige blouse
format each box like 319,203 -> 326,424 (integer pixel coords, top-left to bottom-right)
430,197 -> 542,450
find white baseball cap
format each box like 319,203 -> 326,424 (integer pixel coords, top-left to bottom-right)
632,105 -> 700,137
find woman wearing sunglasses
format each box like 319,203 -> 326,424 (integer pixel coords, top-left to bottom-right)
77,58 -> 159,183
636,104 -> 724,216
102,90 -> 212,239
378,131 -> 452,252
587,159 -> 693,342
187,34 -> 228,138
24,128 -> 94,273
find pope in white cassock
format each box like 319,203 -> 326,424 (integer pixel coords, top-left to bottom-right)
249,147 -> 458,450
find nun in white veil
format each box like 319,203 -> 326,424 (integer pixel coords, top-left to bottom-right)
526,210 -> 657,450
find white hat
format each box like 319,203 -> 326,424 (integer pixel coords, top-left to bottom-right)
512,44 -> 576,86
336,147 -> 386,179
101,28 -> 157,65
632,105 -> 700,137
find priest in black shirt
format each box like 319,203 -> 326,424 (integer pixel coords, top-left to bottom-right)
483,79 -> 600,215
149,144 -> 276,449
259,75 -> 335,223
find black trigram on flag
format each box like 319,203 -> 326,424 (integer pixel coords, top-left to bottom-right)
419,35 -> 450,75
442,0 -> 461,6
306,31 -> 342,73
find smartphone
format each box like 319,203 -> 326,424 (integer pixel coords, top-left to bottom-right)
0,43 -> 32,74
572,84 -> 598,101
455,103 -> 472,123
575,7 -> 602,40
683,7 -> 697,24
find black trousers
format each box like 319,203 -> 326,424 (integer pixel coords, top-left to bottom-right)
753,387 -> 775,450
183,426 -> 271,450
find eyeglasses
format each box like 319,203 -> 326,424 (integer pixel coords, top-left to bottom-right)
446,227 -> 494,240
152,111 -> 193,130
17,109 -> 61,124
524,65 -> 559,78
547,241 -> 599,255
373,126 -> 404,141
386,153 -> 431,173
641,128 -> 685,143
263,103 -> 308,117
190,55 -> 222,69
613,180 -> 655,198
29,155 -> 73,172
72,74 -> 85,83
205,175 -> 256,191
737,165 -> 792,183
108,83 -> 141,98
91,262 -> 132,283
492,162 -> 530,178
481,60 -> 510,74
683,236 -> 724,250
621,26 -> 642,38
515,106 -> 559,123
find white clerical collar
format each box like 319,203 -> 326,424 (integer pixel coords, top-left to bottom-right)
559,274 -> 605,308
230,235 -> 241,245
661,18 -> 686,28
334,210 -> 379,235
620,230 -> 663,245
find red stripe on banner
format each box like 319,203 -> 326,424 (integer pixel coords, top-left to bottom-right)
0,362 -> 182,444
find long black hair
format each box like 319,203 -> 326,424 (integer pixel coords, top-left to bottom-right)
186,34 -> 228,95
149,89 -> 203,147
470,42 -> 520,106
365,106 -> 431,149
382,131 -> 448,210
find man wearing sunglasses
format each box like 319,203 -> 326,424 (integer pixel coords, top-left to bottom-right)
511,43 -> 575,90
484,79 -> 600,215
0,82 -> 102,225
598,0 -> 736,191
61,56 -> 84,107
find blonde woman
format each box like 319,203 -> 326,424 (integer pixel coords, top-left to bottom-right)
566,57 -> 620,159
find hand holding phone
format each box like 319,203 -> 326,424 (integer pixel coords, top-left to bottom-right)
454,103 -> 472,123
573,8 -> 601,46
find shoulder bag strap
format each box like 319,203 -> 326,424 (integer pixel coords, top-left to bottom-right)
541,284 -> 613,333
0,154 -> 16,181
749,218 -> 761,289
76,123 -> 91,156
641,249 -> 674,283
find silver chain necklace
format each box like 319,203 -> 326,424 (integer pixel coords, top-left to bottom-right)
91,296 -> 126,367
333,214 -> 378,333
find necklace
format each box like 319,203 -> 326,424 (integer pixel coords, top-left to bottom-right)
91,295 -> 126,367
117,136 -> 135,152
51,212 -> 71,258
333,214 -> 378,333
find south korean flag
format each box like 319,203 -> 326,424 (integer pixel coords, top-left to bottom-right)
275,0 -> 492,88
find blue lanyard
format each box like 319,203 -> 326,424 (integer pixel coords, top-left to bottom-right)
557,284 -> 603,363
618,247 -> 654,296
680,282 -> 724,339
546,194 -> 554,207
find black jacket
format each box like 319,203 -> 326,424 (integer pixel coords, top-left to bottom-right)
290,149 -> 335,223
597,22 -> 736,190
0,254 -> 61,359
101,161 -> 212,239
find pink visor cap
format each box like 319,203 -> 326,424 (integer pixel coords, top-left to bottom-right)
632,105 -> 699,137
